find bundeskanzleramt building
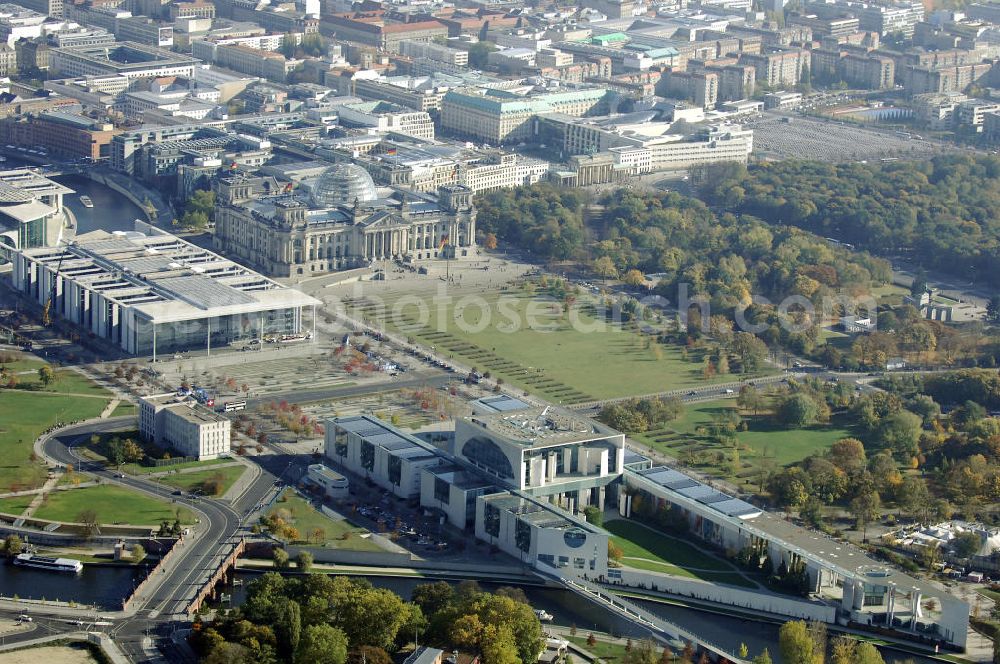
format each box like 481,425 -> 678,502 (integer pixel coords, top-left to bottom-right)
139,393 -> 231,460
10,227 -> 321,355
213,165 -> 476,277
452,400 -> 626,513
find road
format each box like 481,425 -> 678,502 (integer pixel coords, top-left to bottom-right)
7,418 -> 290,662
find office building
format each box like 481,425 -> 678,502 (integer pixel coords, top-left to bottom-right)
957,98 -> 1000,129
49,42 -> 197,87
659,70 -> 719,109
740,48 -> 809,87
0,111 -> 117,161
213,168 -> 476,277
11,0 -> 61,18
325,415 -> 441,499
0,168 -> 71,254
440,86 -> 610,144
115,16 -> 173,47
319,11 -> 448,53
305,463 -> 349,499
10,227 -> 321,355
398,39 -> 468,66
334,100 -> 434,140
858,2 -> 925,37
139,393 -> 231,460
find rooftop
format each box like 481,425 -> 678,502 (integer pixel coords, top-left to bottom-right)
18,228 -> 320,324
334,415 -> 439,459
465,405 -> 617,447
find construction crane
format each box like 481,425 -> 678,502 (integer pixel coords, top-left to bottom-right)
41,242 -> 71,326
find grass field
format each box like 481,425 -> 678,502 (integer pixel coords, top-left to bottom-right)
110,402 -> 137,418
350,291 -> 770,402
4,358 -> 111,397
123,457 -> 230,476
0,390 -> 109,492
633,399 -> 852,483
566,635 -> 630,662
267,490 -> 382,551
605,519 -> 757,588
158,465 -> 246,497
0,494 -> 33,515
32,484 -> 194,525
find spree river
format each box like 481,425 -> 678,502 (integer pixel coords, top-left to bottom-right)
55,174 -> 146,235
0,560 -> 148,609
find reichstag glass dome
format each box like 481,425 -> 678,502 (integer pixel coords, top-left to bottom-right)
311,163 -> 378,207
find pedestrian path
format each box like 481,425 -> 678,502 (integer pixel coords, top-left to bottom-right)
100,398 -> 120,418
19,475 -> 59,519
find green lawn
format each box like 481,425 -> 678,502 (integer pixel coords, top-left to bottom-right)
566,635 -> 630,662
3,358 -> 112,397
158,465 -> 246,497
0,390 -> 110,492
357,291 -> 770,402
0,494 -> 34,515
32,484 -> 194,525
110,402 -> 137,418
266,490 -> 382,551
123,457 -> 230,475
605,519 -> 757,588
633,400 -> 852,483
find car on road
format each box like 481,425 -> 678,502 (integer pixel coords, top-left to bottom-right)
18,615 -> 32,622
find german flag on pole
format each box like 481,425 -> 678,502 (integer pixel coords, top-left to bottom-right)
283,182 -> 294,193
230,160 -> 238,170
385,147 -> 397,156
439,235 -> 449,250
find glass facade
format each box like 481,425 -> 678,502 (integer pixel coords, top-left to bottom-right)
135,308 -> 300,355
462,437 -> 514,479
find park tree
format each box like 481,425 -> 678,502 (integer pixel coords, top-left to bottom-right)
897,476 -> 931,522
738,384 -> 764,414
850,491 -> 882,541
273,547 -> 290,569
131,544 -> 146,563
37,365 -> 54,386
123,439 -> 144,463
623,269 -> 646,287
204,643 -> 251,664
731,332 -> 767,373
953,531 -> 982,558
4,534 -> 23,555
769,467 -> 811,509
623,639 -> 659,664
411,581 -> 455,617
296,624 -> 348,664
876,410 -> 923,459
777,393 -> 820,428
296,550 -> 314,573
480,624 -> 520,664
778,620 -> 815,664
751,649 -> 773,664
325,577 -> 409,649
593,256 -> 618,280
78,509 -> 100,538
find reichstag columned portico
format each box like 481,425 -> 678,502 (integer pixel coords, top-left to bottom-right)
213,164 -> 477,278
